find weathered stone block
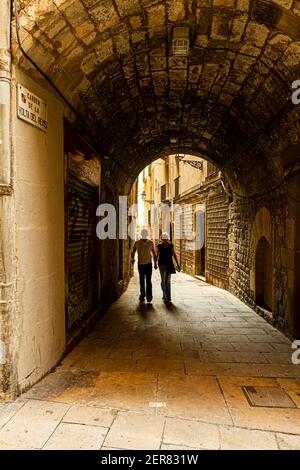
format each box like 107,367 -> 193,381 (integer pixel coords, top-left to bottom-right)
196,8 -> 212,34
167,0 -> 186,22
236,0 -> 250,11
282,42 -> 300,67
89,1 -> 119,33
213,0 -> 234,6
115,0 -> 141,17
131,30 -> 146,43
113,32 -> 131,55
211,10 -> 232,40
81,52 -> 97,74
129,15 -> 144,30
244,21 -> 270,47
147,4 -> 165,37
60,1 -> 90,29
272,0 -> 293,8
94,38 -> 113,63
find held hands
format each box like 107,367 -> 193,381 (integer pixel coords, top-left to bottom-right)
154,263 -> 158,270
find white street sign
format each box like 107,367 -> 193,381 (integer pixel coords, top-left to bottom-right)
17,84 -> 48,132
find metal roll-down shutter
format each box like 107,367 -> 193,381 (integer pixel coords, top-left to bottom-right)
66,174 -> 98,330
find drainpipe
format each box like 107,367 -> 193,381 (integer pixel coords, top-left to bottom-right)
0,0 -> 11,188
0,0 -> 15,399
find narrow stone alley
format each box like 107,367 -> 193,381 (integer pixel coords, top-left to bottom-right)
0,272 -> 299,450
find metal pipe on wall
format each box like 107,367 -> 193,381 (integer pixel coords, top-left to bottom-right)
0,0 -> 15,399
0,0 -> 11,188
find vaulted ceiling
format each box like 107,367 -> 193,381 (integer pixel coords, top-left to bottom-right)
14,0 -> 300,190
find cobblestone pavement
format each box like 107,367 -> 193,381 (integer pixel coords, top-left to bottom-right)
0,272 -> 299,450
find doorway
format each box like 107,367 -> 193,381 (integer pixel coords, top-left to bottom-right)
196,207 -> 206,278
255,236 -> 273,311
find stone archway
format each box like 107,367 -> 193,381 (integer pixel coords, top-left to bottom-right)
2,0 -> 299,398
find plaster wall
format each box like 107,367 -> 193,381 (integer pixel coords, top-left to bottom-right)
12,68 -> 65,391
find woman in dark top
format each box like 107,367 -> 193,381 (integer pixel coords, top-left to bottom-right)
155,232 -> 180,302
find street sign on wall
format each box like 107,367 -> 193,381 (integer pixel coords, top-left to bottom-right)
17,84 -> 48,132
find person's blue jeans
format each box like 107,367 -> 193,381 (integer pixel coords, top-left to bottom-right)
159,265 -> 171,300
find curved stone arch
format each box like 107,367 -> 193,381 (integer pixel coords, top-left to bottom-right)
249,206 -> 274,309
13,0 -> 300,196
122,146 -> 221,195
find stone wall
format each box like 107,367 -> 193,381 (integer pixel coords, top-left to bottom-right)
228,189 -> 294,335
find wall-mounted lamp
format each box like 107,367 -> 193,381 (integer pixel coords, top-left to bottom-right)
141,190 -> 154,203
172,27 -> 190,56
176,154 -> 203,170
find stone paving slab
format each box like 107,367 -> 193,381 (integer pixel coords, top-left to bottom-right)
136,359 -> 185,375
71,358 -> 138,373
63,405 -> 117,427
156,375 -> 232,425
163,417 -> 220,450
185,360 -> 263,377
263,352 -> 294,364
199,342 -> 241,352
0,401 -> 25,429
43,422 -> 107,450
276,379 -> 300,408
202,334 -> 252,343
247,334 -> 289,344
103,412 -> 165,450
133,348 -> 167,359
160,444 -> 200,450
276,433 -> 300,450
0,439 -> 37,450
198,351 -> 269,364
91,371 -> 159,412
219,425 -> 278,450
231,343 -> 275,353
257,364 -> 300,378
0,400 -> 70,449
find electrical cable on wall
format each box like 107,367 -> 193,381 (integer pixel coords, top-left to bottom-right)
13,0 -> 105,159
14,1 -> 131,176
14,0 -> 79,119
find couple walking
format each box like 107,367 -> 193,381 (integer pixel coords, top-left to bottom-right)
132,229 -> 180,303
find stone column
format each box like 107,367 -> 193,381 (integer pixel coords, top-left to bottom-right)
0,0 -> 16,399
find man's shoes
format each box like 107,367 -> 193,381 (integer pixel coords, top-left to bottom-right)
147,299 -> 152,303
139,297 -> 145,302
